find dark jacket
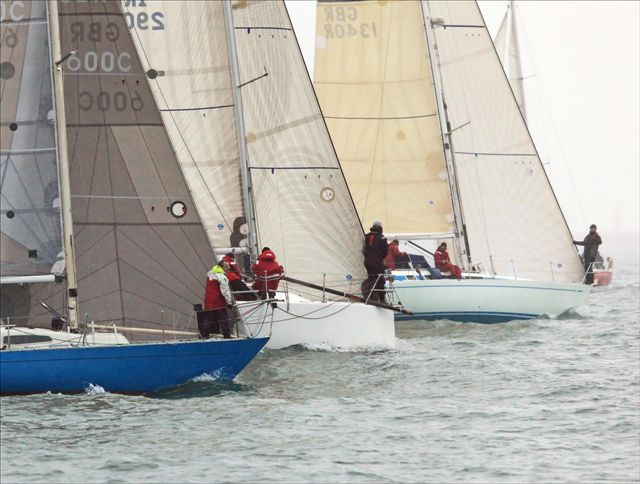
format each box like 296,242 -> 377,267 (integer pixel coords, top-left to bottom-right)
363,228 -> 388,274
574,233 -> 602,260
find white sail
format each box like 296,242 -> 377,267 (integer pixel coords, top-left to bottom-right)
229,0 -> 367,291
427,1 -> 583,281
314,0 -> 455,237
493,1 -> 527,121
1,0 -> 63,280
124,1 -> 247,250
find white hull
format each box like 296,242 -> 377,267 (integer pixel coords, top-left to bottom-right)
238,298 -> 395,350
392,277 -> 591,323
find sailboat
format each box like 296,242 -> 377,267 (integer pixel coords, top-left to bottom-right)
313,0 -> 591,322
0,0 -> 268,395
118,0 -> 397,349
494,1 -> 613,288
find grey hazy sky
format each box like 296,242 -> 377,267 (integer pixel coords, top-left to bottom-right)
285,0 -> 640,242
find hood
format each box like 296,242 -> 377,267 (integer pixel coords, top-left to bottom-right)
258,250 -> 277,262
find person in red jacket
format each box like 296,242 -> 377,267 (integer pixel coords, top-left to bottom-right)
384,239 -> 407,270
434,242 -> 462,279
251,247 -> 284,300
201,262 -> 234,338
222,253 -> 256,301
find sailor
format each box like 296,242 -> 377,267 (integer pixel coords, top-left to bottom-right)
362,221 -> 388,303
434,242 -> 462,279
573,224 -> 602,284
384,239 -> 407,270
202,261 -> 235,339
222,253 -> 257,301
251,247 -> 284,300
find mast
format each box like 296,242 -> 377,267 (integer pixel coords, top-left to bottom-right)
47,0 -> 78,329
421,1 -> 473,271
224,0 -> 259,262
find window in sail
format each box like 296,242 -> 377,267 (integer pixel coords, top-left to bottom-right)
170,201 -> 187,218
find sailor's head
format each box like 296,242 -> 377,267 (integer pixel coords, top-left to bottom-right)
438,242 -> 447,250
371,220 -> 383,233
392,239 -> 399,245
225,252 -> 235,260
590,224 -> 597,233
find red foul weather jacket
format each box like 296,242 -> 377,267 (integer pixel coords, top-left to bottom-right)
204,266 -> 234,310
251,250 -> 284,292
222,255 -> 242,282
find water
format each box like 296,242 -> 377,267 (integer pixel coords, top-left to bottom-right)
2,267 -> 638,483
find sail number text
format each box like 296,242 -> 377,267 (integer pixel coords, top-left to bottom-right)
78,90 -> 143,112
322,6 -> 377,39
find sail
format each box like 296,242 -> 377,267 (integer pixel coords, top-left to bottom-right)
123,0 -> 246,250
1,0 -> 63,279
493,1 -> 527,121
20,0 -> 216,333
427,1 -> 583,282
314,0 -> 455,237
230,0 -> 367,290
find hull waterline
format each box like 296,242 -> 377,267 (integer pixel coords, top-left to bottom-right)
392,278 -> 591,323
0,337 -> 269,395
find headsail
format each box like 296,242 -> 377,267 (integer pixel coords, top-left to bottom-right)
124,1 -> 246,252
314,0 -> 455,238
226,0 -> 367,291
427,1 -> 583,281
1,0 -> 63,280
493,1 -> 527,121
25,0 -> 217,333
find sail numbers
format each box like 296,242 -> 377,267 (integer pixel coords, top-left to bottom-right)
0,1 -> 24,22
321,6 -> 377,39
78,91 -> 143,112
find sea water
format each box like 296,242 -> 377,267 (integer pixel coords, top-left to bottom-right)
1,265 -> 638,483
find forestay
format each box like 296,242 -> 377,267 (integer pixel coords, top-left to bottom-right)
427,1 -> 583,282
230,0 -> 367,291
1,0 -> 63,280
314,0 -> 454,237
124,1 -> 246,250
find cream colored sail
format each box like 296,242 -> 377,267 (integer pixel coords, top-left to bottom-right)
427,1 -> 583,282
230,0 -> 367,290
124,1 -> 246,250
314,0 -> 455,237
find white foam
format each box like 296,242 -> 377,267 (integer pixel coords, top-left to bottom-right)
190,370 -> 222,383
84,383 -> 106,395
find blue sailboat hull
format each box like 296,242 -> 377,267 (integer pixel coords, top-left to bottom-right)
0,337 -> 269,395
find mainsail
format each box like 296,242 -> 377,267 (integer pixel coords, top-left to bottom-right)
314,0 -> 455,238
1,0 -> 63,280
314,0 -> 584,282
13,0 -> 217,333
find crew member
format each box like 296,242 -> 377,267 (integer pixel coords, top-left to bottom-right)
202,261 -> 235,338
222,253 -> 256,301
434,242 -> 462,279
251,247 -> 284,299
362,221 -> 388,303
384,239 -> 407,271
573,224 -> 602,284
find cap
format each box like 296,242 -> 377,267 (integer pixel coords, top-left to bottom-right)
372,220 -> 382,228
590,224 -> 597,229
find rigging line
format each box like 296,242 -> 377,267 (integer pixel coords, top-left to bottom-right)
454,151 -> 537,157
158,104 -> 234,112
324,113 -> 437,121
249,166 -> 339,171
362,1 -> 395,221
0,118 -> 52,127
234,26 -> 293,32
116,227 -> 204,301
105,8 -> 213,275
127,19 -> 235,238
0,147 -> 57,154
238,69 -> 269,88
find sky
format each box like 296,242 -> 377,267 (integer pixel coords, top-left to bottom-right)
285,0 -> 640,248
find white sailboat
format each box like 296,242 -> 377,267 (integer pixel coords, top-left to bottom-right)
124,0 -> 396,348
314,0 -> 590,322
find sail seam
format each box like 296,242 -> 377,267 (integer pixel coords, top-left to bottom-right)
454,151 -> 537,157
325,113 -> 437,121
159,104 -> 234,112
